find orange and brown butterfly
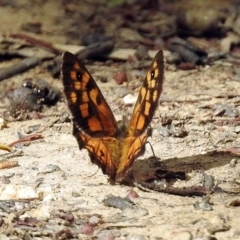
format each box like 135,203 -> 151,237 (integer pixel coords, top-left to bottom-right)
61,50 -> 164,182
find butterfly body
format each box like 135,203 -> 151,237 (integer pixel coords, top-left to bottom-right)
61,50 -> 164,182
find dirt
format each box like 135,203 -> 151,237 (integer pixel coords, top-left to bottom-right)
0,1 -> 240,240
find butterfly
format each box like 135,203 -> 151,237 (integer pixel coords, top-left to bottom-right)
61,50 -> 164,182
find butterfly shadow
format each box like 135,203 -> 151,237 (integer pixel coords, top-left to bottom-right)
132,150 -> 238,196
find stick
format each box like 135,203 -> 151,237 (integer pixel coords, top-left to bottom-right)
8,134 -> 43,147
0,161 -> 18,169
0,143 -> 12,152
10,33 -> 62,55
0,57 -> 41,81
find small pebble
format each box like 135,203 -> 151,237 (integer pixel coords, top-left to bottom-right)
126,190 -> 139,199
113,71 -> 128,85
81,224 -> 94,235
193,196 -> 213,211
97,230 -> 115,240
42,164 -> 61,174
89,215 -> 101,225
203,173 -> 215,189
103,195 -> 134,210
123,94 -> 137,106
229,158 -> 237,168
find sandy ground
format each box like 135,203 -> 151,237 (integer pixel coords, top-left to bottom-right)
0,1 -> 240,239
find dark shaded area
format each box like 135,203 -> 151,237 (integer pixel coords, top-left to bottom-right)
133,150 -> 238,196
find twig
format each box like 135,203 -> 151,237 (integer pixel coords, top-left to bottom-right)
214,118 -> 240,126
224,148 -> 240,154
0,149 -> 23,161
10,33 -> 62,55
0,143 -> 12,152
76,40 -> 115,60
8,134 -> 43,147
0,161 -> 18,169
0,57 -> 41,81
138,182 -> 211,196
161,97 -> 212,103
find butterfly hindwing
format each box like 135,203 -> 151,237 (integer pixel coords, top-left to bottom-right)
73,124 -> 117,179
116,134 -> 148,180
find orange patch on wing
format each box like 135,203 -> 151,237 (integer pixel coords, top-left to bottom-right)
152,61 -> 157,69
146,90 -> 150,101
82,91 -> 89,102
79,103 -> 89,118
70,92 -> 77,103
144,101 -> 151,116
73,81 -> 81,90
74,63 -> 80,70
150,79 -> 156,88
89,88 -> 99,105
152,90 -> 158,102
88,116 -> 103,132
81,72 -> 89,88
136,114 -> 145,131
70,71 -> 78,81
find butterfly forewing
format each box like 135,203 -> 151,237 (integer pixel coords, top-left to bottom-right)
128,50 -> 164,137
62,52 -> 118,137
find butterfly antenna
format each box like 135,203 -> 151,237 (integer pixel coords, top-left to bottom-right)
146,141 -> 156,158
84,167 -> 100,178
